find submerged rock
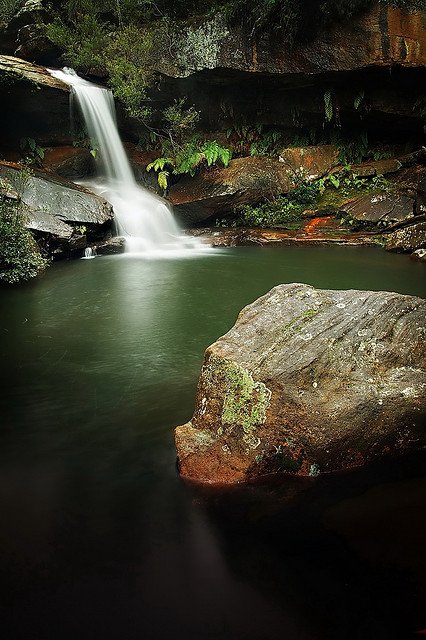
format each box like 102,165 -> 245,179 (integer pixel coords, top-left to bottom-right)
175,284 -> 426,484
411,248 -> 426,262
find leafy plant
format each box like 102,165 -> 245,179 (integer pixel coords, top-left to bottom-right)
0,200 -> 47,284
163,98 -> 200,141
337,132 -> 369,164
147,139 -> 232,189
104,24 -> 156,120
46,13 -> 109,72
323,91 -> 333,123
0,0 -> 24,24
19,137 -> 45,166
353,89 -> 365,110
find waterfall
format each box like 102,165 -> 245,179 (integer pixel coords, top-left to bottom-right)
49,68 -> 197,255
82,247 -> 96,259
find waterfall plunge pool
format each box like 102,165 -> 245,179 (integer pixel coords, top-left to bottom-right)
0,245 -> 425,640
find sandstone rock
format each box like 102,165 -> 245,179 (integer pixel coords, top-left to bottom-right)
156,6 -> 425,79
42,146 -> 95,180
0,55 -> 68,91
343,193 -> 415,225
386,221 -> 426,253
0,161 -> 113,238
95,237 -> 126,255
169,157 -> 292,225
349,158 -> 402,178
411,248 -> 426,262
175,284 -> 426,484
278,146 -> 339,181
0,55 -> 72,146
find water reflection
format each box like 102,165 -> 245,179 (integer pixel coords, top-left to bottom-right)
0,247 -> 425,639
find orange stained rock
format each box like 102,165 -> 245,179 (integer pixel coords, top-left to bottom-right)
303,216 -> 333,235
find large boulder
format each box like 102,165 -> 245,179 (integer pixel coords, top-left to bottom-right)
175,284 -> 426,484
42,146 -> 95,180
279,145 -> 339,180
342,193 -> 415,226
0,161 -> 113,239
168,157 -> 292,225
385,220 -> 426,253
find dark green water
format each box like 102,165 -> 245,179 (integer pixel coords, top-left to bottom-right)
0,246 -> 425,640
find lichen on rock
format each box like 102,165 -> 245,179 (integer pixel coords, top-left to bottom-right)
175,283 -> 426,484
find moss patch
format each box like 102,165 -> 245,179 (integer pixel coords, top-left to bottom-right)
203,354 -> 271,450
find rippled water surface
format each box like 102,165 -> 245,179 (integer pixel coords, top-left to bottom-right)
0,246 -> 425,640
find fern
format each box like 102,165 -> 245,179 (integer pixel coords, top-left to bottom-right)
174,144 -> 202,176
146,157 -> 173,172
157,171 -> 169,190
324,91 -> 333,123
354,89 -> 365,110
146,138 -> 232,187
202,141 -> 232,167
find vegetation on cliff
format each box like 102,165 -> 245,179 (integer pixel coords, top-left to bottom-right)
0,197 -> 47,283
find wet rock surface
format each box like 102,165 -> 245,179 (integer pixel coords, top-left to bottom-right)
175,283 -> 426,484
0,161 -> 113,238
94,237 -> 126,255
189,221 -> 377,247
0,55 -> 72,146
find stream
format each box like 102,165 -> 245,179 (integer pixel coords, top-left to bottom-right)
0,245 -> 425,640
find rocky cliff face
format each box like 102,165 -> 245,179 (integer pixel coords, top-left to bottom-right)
175,284 -> 426,484
157,6 -> 426,78
150,4 -> 426,144
0,55 -> 71,148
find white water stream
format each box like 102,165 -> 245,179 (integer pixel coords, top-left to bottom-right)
49,68 -> 200,255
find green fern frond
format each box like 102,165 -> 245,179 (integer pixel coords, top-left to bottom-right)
324,91 -> 333,123
146,157 -> 173,172
157,171 -> 169,190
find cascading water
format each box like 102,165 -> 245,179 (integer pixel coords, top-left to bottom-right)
49,68 -> 198,255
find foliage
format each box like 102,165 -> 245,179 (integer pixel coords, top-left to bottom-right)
323,91 -> 333,123
337,133 -> 369,164
163,99 -> 200,137
147,139 -> 232,189
46,11 -> 110,71
226,124 -> 285,156
0,200 -> 47,284
227,181 -> 321,227
413,95 -> 426,117
147,139 -> 232,186
219,167 -> 391,228
19,137 -> 45,166
0,0 -> 24,24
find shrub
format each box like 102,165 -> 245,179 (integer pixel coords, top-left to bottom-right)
0,0 -> 25,25
46,13 -> 109,71
0,200 -> 47,284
